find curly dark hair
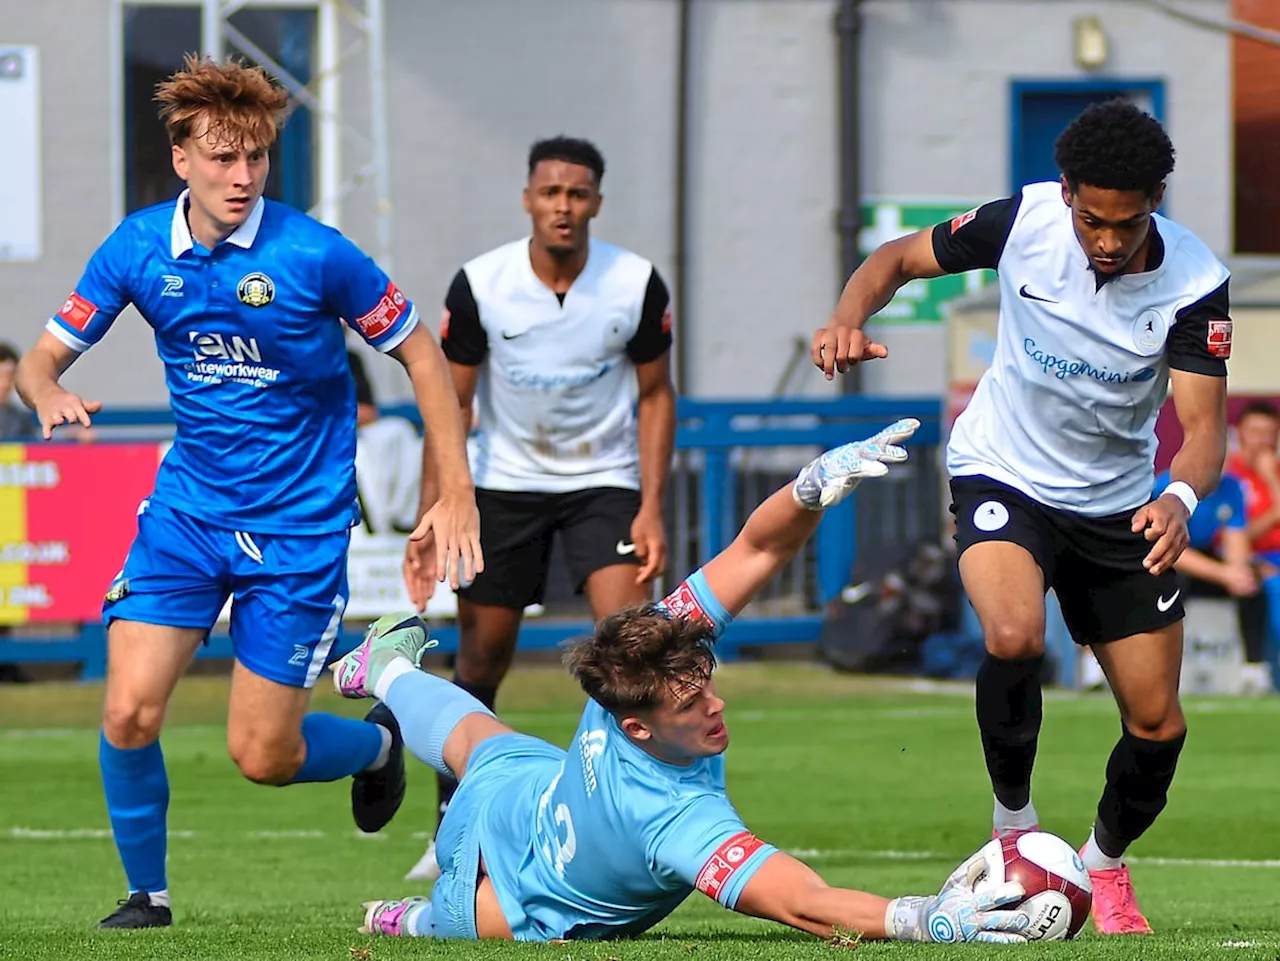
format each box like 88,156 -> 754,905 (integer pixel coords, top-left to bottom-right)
1053,99 -> 1174,198
563,605 -> 716,715
528,135 -> 605,184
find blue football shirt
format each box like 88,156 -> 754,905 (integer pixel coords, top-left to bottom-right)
47,193 -> 418,533
476,571 -> 778,941
1153,470 -> 1245,554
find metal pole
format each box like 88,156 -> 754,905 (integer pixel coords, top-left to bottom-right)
317,0 -> 341,228
202,0 -> 224,61
836,0 -> 863,394
673,0 -> 692,396
366,0 -> 394,275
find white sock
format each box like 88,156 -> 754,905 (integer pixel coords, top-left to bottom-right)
147,889 -> 170,908
372,656 -> 416,702
993,797 -> 1039,833
364,724 -> 393,772
1080,828 -> 1123,871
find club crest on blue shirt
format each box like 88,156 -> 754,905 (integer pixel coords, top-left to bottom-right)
237,272 -> 275,308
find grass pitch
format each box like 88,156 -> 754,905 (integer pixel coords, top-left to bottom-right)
1,664 -> 1277,960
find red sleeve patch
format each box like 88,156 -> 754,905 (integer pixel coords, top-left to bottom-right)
354,282 -> 408,339
57,292 -> 99,332
695,831 -> 765,900
439,308 -> 451,340
661,581 -> 710,625
949,207 -> 979,234
1207,318 -> 1232,358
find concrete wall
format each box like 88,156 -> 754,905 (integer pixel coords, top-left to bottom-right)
858,0 -> 1233,396
0,0 -> 1234,408
0,2 -> 167,405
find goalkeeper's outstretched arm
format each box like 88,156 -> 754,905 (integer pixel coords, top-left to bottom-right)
731,848 -> 1029,945
698,419 -> 918,618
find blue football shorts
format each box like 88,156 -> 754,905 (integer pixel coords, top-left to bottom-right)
103,499 -> 349,688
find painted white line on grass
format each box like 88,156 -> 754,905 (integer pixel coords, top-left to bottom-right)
786,848 -> 1280,869
248,830 -> 325,839
7,828 -> 1278,868
7,827 -> 196,840
788,848 -> 941,860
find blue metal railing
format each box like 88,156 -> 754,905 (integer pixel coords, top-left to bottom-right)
0,396 -> 942,678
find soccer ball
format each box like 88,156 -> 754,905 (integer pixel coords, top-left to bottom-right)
973,831 -> 1092,940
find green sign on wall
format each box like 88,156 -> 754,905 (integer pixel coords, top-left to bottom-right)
859,200 -> 996,324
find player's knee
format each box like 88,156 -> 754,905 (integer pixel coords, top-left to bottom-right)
455,642 -> 514,688
229,739 -> 304,786
102,695 -> 165,749
982,620 -> 1045,659
1124,703 -> 1186,742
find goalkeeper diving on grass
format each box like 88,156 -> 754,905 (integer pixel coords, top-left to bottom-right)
331,419 -> 1030,944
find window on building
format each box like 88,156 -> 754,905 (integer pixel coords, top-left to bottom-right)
122,3 -> 316,215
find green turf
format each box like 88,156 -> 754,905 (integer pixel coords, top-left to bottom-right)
2,665 -> 1278,960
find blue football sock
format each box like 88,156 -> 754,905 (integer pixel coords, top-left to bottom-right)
99,733 -> 169,895
287,713 -> 385,784
383,669 -> 495,777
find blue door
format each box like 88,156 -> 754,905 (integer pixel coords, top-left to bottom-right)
1010,81 -> 1164,192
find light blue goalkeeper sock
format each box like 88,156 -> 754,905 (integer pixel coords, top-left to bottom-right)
379,662 -> 495,777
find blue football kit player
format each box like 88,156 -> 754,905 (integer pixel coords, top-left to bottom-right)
333,421 -> 1034,946
15,57 -> 481,929
1152,470 -> 1256,599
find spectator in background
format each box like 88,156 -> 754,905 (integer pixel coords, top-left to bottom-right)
1153,469 -> 1257,599
1224,401 -> 1280,693
348,350 -> 422,535
0,342 -> 37,441
0,343 -> 34,682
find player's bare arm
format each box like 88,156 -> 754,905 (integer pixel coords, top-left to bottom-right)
1134,369 -> 1226,575
403,361 -> 479,610
811,228 -> 947,379
632,351 -> 675,584
392,324 -> 482,590
15,331 -> 102,439
732,848 -> 1026,944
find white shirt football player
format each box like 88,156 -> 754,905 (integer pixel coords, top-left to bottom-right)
810,99 -> 1228,936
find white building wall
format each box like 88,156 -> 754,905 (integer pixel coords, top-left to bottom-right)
0,0 -> 1232,406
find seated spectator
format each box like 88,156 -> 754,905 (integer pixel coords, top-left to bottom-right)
0,343 -> 34,682
0,342 -> 36,441
1153,469 -> 1257,600
348,349 -> 422,535
1224,400 -> 1280,694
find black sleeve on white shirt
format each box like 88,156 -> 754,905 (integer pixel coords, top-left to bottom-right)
1167,279 -> 1230,377
440,268 -> 487,366
930,194 -> 1023,273
625,268 -> 674,364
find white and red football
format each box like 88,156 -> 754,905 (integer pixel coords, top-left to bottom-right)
973,831 -> 1092,940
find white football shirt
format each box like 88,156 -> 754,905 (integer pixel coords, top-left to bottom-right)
440,237 -> 671,493
938,182 -> 1230,516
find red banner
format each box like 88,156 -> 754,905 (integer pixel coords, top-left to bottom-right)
0,443 -> 162,624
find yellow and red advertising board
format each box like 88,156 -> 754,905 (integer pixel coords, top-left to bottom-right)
0,443 -> 162,625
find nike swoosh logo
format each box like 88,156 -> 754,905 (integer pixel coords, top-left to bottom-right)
501,330 -> 527,340
1156,590 -> 1181,613
615,540 -> 637,555
1018,284 -> 1058,304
